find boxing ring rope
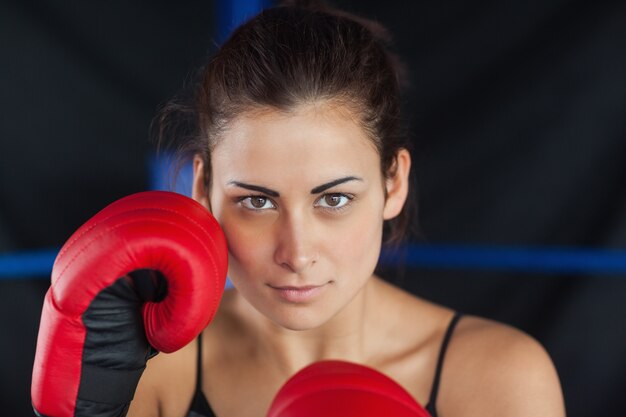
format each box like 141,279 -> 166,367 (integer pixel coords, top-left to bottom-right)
0,248 -> 57,278
379,244 -> 626,275
2,244 -> 626,279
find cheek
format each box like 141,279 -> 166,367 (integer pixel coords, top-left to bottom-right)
218,212 -> 275,278
326,204 -> 384,278
209,191 -> 273,279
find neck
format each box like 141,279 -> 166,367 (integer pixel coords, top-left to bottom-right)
233,277 -> 386,377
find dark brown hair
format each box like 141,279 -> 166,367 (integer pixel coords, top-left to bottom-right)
156,0 -> 416,245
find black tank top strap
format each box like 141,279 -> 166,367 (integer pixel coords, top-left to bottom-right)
196,333 -> 204,391
186,333 -> 217,417
425,311 -> 463,417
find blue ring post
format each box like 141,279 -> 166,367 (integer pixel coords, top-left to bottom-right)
216,0 -> 272,43
149,0 -> 272,195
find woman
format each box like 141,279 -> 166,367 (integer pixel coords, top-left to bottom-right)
129,2 -> 566,416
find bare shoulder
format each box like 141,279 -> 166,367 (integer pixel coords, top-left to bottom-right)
438,315 -> 566,417
128,337 -> 197,417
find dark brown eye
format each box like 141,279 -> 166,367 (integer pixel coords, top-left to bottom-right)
324,194 -> 342,207
240,196 -> 274,210
250,196 -> 267,208
316,193 -> 351,210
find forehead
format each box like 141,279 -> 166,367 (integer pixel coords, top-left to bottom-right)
211,103 -> 381,185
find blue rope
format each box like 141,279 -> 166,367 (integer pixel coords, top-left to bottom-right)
0,248 -> 58,279
379,243 -> 626,275
2,244 -> 626,279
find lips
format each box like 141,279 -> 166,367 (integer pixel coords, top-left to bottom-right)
268,283 -> 329,303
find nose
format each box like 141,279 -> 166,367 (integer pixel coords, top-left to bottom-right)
273,213 -> 317,274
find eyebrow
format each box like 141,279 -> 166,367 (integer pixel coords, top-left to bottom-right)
310,176 -> 362,194
227,181 -> 279,197
227,176 -> 363,197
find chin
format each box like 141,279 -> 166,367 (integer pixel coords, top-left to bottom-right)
269,306 -> 331,332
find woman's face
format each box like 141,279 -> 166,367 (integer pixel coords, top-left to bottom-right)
194,102 -> 408,331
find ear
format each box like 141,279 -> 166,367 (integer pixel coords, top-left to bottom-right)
382,148 -> 411,220
192,155 -> 211,210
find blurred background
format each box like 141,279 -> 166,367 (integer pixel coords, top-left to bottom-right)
1,0 -> 625,416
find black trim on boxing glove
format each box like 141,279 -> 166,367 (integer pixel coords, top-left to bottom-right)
75,270 -> 166,416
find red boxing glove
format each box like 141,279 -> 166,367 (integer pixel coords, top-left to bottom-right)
31,191 -> 228,417
268,360 -> 431,417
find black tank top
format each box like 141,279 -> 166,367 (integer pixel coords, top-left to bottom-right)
186,312 -> 463,417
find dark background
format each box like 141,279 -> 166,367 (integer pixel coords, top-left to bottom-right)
1,0 -> 625,416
